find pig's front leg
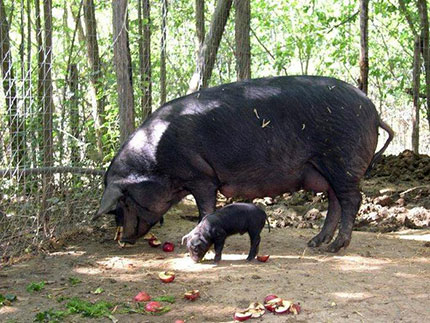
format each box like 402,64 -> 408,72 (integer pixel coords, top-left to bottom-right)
213,238 -> 226,264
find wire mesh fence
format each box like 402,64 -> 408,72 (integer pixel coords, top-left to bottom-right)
0,0 -> 107,261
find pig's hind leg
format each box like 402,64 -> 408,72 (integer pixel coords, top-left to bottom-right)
307,187 -> 341,247
246,229 -> 261,261
302,165 -> 341,248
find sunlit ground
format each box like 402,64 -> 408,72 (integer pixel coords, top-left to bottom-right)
331,291 -> 374,301
390,229 -> 430,241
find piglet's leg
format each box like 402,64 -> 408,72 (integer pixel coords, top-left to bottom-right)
213,238 -> 225,264
247,232 -> 261,261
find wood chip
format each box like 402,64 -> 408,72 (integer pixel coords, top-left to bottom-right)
253,109 -> 260,119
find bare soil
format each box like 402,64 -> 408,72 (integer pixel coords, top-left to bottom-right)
1,200 -> 430,322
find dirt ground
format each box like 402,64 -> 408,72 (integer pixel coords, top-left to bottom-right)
1,198 -> 430,322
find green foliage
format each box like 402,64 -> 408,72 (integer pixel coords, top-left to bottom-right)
91,287 -> 104,294
0,293 -> 17,306
27,282 -> 45,293
153,295 -> 176,303
119,302 -> 171,315
34,309 -> 67,323
67,277 -> 81,286
65,297 -> 113,318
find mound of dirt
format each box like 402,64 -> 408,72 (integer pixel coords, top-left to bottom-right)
369,149 -> 430,182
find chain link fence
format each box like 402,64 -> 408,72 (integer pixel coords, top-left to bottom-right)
0,0 -> 107,262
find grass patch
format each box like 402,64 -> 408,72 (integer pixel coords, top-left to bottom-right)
66,297 -> 113,318
68,277 -> 81,286
26,281 -> 45,292
34,309 -> 67,323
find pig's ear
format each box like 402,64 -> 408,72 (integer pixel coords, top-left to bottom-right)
93,184 -> 123,220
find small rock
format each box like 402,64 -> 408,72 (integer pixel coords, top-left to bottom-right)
396,198 -> 406,206
374,195 -> 392,207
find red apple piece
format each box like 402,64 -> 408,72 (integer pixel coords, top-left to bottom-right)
248,302 -> 265,310
257,255 -> 270,262
184,289 -> 200,301
234,310 -> 252,321
264,297 -> 283,312
143,232 -> 157,241
145,301 -> 162,312
274,300 -> 292,314
247,302 -> 265,318
148,238 -> 162,247
289,303 -> 301,315
248,308 -> 265,318
158,271 -> 175,283
162,241 -> 175,252
263,294 -> 278,303
134,291 -> 151,302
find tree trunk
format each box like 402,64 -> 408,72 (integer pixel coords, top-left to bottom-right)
0,0 -> 24,168
399,0 -> 420,154
195,0 -> 205,54
41,0 -> 54,235
188,0 -> 233,93
68,63 -> 80,164
358,0 -> 369,94
234,0 -> 250,80
412,36 -> 421,154
138,0 -> 152,119
112,0 -> 135,143
26,0 -> 34,167
35,0 -> 44,168
418,0 -> 430,128
83,0 -> 105,159
160,0 -> 168,105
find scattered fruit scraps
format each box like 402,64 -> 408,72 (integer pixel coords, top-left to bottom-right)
234,295 -> 301,321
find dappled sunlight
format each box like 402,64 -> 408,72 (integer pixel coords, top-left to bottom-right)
389,229 -> 430,242
331,255 -> 391,272
164,256 -> 217,272
74,266 -> 103,275
50,250 -> 86,257
394,272 -> 419,279
0,306 -> 18,315
332,292 -> 374,301
97,256 -> 140,270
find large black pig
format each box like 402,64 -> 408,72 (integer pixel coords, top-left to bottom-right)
95,76 -> 393,252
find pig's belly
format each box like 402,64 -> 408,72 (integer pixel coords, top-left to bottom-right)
219,175 -> 302,199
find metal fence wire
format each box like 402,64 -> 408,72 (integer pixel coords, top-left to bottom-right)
0,0 -> 105,261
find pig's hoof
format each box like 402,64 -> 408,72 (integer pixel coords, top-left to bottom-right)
308,232 -> 334,248
327,236 -> 350,253
246,257 -> 255,261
